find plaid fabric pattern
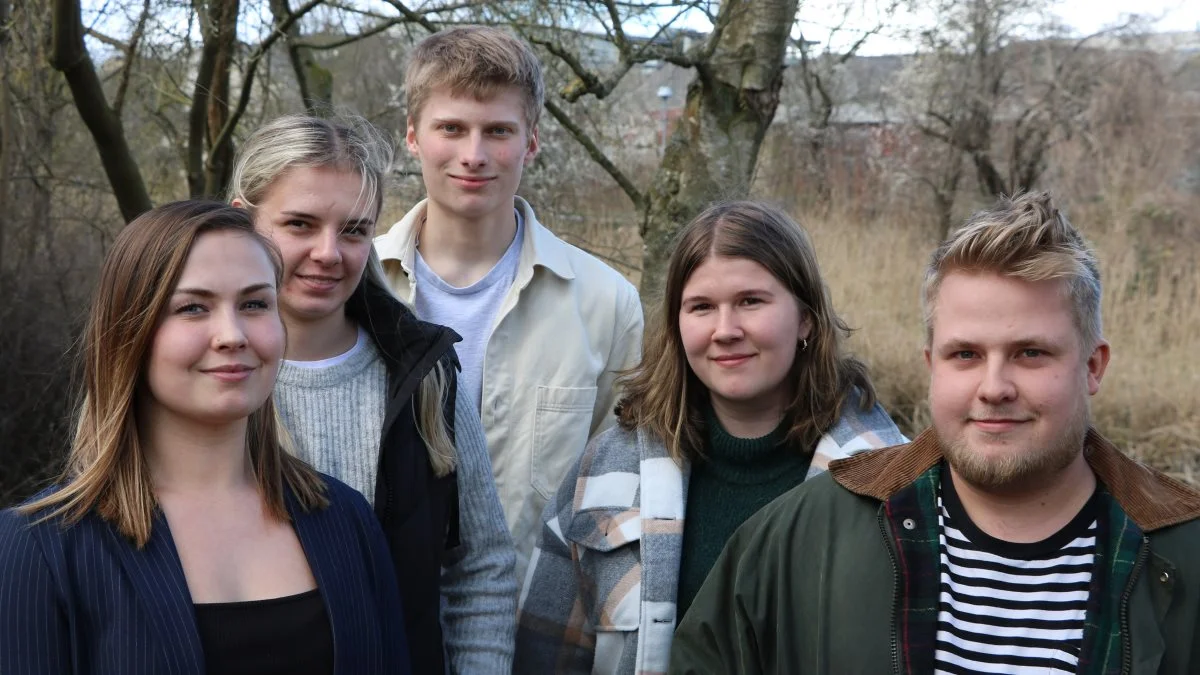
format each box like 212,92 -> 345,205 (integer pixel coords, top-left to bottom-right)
515,397 -> 906,674
883,466 -> 942,675
1079,487 -> 1147,674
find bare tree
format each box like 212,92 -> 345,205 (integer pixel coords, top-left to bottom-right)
50,0 -> 153,221
902,0 -> 1117,214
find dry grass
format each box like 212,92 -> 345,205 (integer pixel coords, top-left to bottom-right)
546,188 -> 1200,483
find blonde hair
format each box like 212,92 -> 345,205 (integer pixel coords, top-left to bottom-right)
405,25 -> 545,128
230,114 -> 457,476
922,191 -> 1103,349
617,201 -> 877,463
21,201 -> 328,546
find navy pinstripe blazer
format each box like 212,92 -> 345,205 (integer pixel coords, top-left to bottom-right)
0,476 -> 412,675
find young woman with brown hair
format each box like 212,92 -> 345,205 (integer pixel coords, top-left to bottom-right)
0,201 -> 410,674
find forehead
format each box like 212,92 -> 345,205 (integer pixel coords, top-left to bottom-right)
415,85 -> 532,126
177,231 -> 275,287
930,271 -> 1076,344
682,255 -> 784,294
263,166 -> 374,218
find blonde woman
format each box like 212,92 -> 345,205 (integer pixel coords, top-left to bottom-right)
516,201 -> 907,673
229,115 -> 517,674
0,201 -> 410,674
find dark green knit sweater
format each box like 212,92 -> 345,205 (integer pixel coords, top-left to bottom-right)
676,409 -> 814,618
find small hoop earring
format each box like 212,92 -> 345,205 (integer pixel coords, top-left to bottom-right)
800,338 -> 809,352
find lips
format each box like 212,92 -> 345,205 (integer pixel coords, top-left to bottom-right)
449,174 -> 495,188
712,354 -> 754,367
970,418 -> 1031,433
296,273 -> 341,292
202,364 -> 256,382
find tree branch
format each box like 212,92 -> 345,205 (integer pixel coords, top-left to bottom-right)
205,0 -> 325,175
543,99 -> 644,211
50,0 -> 151,221
112,0 -> 150,118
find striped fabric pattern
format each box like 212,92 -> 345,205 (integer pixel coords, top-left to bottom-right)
933,488 -> 1096,675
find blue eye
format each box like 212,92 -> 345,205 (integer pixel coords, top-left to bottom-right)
175,303 -> 206,315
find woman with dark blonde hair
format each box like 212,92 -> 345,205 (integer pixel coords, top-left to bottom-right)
0,200 -> 410,674
516,200 -> 907,674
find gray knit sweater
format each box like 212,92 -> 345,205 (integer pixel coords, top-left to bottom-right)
275,333 -> 518,674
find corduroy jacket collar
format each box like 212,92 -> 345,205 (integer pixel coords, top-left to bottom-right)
829,427 -> 1200,532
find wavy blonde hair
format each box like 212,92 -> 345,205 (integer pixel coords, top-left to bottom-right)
617,201 -> 877,463
21,201 -> 328,546
922,191 -> 1103,350
229,114 -> 456,475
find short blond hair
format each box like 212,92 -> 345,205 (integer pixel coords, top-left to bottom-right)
405,25 -> 544,128
922,191 -> 1103,349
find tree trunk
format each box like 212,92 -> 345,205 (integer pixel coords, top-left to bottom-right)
638,0 -> 799,301
49,0 -> 152,222
0,0 -> 12,269
205,0 -> 238,198
271,0 -> 333,116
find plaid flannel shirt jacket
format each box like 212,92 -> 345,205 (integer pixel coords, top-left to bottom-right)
514,395 -> 907,674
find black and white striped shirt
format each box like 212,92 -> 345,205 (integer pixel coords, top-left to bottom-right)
933,473 -> 1098,675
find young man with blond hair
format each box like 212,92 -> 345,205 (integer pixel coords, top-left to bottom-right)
670,192 -> 1200,674
375,26 -> 644,579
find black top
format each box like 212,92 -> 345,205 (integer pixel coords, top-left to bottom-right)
194,588 -> 334,675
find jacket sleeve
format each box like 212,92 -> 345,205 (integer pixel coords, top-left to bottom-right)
0,508 -> 71,674
591,283 -> 644,439
440,385 -> 519,675
669,514 -> 770,675
514,456 -> 595,674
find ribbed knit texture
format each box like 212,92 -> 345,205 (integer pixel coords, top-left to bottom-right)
676,409 -> 814,618
273,333 -> 518,673
274,334 -> 387,506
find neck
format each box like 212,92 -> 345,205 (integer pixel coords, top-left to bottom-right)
283,310 -> 359,361
140,409 -> 254,495
710,396 -> 785,439
950,452 -> 1096,543
418,199 -> 518,287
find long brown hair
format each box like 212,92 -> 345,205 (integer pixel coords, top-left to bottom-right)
618,200 -> 877,462
21,201 -> 328,546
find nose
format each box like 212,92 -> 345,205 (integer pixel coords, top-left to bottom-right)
977,358 -> 1017,404
712,307 -> 743,343
212,307 -> 247,351
459,132 -> 488,169
310,228 -> 341,266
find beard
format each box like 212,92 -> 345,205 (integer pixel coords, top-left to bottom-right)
939,401 -> 1090,492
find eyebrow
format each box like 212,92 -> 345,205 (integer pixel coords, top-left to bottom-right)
937,336 -> 1060,352
279,210 -> 375,228
430,116 -> 521,127
173,283 -> 275,297
681,288 -> 776,304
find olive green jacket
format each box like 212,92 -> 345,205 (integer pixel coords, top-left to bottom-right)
670,428 -> 1200,675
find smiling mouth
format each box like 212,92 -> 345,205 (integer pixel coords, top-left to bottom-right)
712,354 -> 754,366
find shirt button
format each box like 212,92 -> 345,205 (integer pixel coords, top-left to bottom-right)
1160,571 -> 1171,583
902,518 -> 916,531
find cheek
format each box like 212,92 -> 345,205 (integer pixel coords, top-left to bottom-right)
252,320 -> 286,363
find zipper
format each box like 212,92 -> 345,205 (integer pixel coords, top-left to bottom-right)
878,508 -> 903,675
1118,536 -> 1150,675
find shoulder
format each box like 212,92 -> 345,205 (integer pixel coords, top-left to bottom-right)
0,505 -> 56,577
523,202 -> 639,302
725,472 -> 876,559
307,473 -> 378,529
827,389 -> 909,449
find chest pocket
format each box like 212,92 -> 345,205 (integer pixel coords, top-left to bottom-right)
567,507 -> 642,631
532,385 -> 598,500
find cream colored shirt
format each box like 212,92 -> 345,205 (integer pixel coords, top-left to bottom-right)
376,197 -> 644,579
